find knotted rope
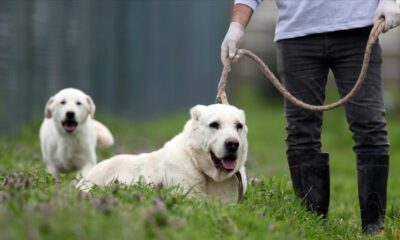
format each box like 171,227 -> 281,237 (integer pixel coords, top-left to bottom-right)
216,18 -> 385,111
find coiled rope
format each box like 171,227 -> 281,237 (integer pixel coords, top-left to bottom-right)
216,18 -> 385,111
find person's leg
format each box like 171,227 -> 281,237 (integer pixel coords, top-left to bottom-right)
277,34 -> 330,217
329,26 -> 390,234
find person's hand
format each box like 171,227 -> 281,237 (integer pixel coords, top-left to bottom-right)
221,22 -> 244,67
374,0 -> 400,32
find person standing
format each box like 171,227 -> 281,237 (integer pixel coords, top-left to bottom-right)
221,0 -> 400,234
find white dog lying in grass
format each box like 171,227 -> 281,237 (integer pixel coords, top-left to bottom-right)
40,88 -> 114,179
78,104 -> 248,203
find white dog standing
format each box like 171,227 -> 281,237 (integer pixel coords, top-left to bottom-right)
79,104 -> 248,203
40,88 -> 114,179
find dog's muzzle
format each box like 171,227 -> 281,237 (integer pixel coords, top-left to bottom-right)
210,150 -> 237,172
62,111 -> 78,133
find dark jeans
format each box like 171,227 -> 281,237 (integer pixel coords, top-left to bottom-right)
276,26 -> 390,157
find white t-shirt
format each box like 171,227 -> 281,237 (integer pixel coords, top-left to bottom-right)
235,0 -> 379,41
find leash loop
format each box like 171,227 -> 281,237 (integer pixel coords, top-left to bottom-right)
216,19 -> 385,111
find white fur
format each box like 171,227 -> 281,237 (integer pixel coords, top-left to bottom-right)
78,104 -> 248,203
40,88 -> 114,179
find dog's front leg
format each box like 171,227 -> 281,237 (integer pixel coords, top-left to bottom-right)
46,164 -> 60,180
78,148 -> 97,177
79,162 -> 95,178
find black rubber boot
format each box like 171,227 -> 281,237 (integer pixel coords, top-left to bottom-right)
288,153 -> 330,218
357,154 -> 389,235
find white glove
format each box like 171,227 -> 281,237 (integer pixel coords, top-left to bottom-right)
374,0 -> 400,32
221,22 -> 244,67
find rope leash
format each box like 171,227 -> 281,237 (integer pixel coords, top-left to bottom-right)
216,18 -> 385,111
235,171 -> 243,202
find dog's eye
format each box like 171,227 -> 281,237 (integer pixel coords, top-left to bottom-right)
76,101 -> 82,106
236,123 -> 243,131
60,100 -> 66,105
209,121 -> 220,129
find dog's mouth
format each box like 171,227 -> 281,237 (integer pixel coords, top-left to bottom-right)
62,120 -> 78,133
210,151 -> 237,172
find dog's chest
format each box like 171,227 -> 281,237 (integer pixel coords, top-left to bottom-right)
56,138 -> 92,170
206,176 -> 238,203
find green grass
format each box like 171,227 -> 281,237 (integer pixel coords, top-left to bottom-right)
1,84 -> 400,239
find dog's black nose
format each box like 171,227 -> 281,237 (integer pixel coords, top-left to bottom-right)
66,111 -> 75,119
225,138 -> 239,152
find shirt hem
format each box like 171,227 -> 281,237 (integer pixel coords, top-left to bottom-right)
274,21 -> 374,42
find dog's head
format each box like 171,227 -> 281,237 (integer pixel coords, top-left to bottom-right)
187,104 -> 248,182
44,88 -> 96,134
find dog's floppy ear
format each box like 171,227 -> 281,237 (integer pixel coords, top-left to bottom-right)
86,96 -> 96,118
240,109 -> 248,132
239,109 -> 246,122
190,105 -> 206,121
44,97 -> 54,118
